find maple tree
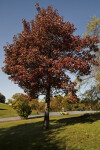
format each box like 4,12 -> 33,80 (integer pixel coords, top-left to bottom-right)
2,3 -> 99,129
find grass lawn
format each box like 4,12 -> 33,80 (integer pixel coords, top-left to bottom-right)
0,103 -> 17,118
0,113 -> 100,150
0,103 -> 40,118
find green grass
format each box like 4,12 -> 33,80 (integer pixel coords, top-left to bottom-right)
0,103 -> 17,118
0,103 -> 40,118
0,113 -> 100,150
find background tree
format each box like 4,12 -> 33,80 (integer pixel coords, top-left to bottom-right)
50,96 -> 58,111
80,99 -> 100,110
81,86 -> 100,101
8,99 -> 14,105
76,16 -> 100,91
11,93 -> 32,119
0,93 -> 5,103
96,67 -> 100,89
29,98 -> 39,110
50,95 -> 64,111
39,100 -> 45,112
84,16 -> 100,77
83,16 -> 100,38
2,4 -> 99,129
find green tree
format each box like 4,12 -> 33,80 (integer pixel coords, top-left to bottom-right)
39,100 -> 45,112
29,99 -> 39,110
0,93 -> 5,103
83,16 -> 100,90
83,16 -> 100,38
12,93 -> 32,119
50,97 -> 58,111
50,95 -> 64,111
76,16 -> 100,91
8,99 -> 14,105
81,86 -> 100,101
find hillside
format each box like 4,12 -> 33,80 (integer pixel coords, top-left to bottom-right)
0,103 -> 17,118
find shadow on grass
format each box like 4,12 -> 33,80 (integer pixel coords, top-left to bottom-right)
0,112 -> 100,150
0,108 -> 7,110
51,112 -> 100,129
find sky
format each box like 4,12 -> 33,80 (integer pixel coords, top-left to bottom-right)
0,0 -> 100,102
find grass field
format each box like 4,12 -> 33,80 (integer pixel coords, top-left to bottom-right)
0,103 -> 18,118
0,103 -> 40,118
0,112 -> 100,150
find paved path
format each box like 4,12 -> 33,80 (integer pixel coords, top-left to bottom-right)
0,111 -> 99,122
0,114 -> 44,122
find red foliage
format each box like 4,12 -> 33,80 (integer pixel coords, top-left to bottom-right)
65,93 -> 79,104
2,4 -> 99,102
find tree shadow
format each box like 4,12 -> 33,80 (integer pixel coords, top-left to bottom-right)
0,120 -> 67,150
51,112 -> 100,129
0,112 -> 100,150
0,108 -> 7,110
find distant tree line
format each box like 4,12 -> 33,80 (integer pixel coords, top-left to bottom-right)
0,93 -> 5,103
8,92 -> 100,120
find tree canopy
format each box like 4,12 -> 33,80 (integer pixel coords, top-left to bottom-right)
77,16 -> 100,90
81,86 -> 100,101
83,16 -> 100,38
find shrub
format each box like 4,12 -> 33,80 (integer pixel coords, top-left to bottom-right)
12,94 -> 32,119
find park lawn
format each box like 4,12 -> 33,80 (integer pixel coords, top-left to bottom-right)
0,113 -> 100,150
0,103 -> 40,118
0,103 -> 18,118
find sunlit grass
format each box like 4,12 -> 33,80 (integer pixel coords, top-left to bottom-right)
0,103 -> 17,118
0,103 -> 40,118
0,113 -> 100,150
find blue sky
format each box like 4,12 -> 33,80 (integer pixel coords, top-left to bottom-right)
0,0 -> 100,101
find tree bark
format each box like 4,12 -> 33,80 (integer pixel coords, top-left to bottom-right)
43,88 -> 50,130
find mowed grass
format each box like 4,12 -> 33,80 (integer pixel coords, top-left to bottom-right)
0,113 -> 100,150
0,103 -> 40,118
0,103 -> 17,118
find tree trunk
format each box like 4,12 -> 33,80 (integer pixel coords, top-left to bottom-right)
43,88 -> 50,130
